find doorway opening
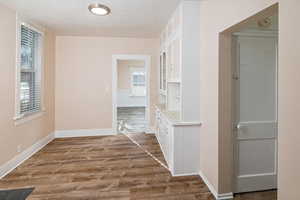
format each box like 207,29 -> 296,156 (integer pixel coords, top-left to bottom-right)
232,14 -> 278,194
112,55 -> 151,134
218,3 -> 279,198
112,55 -> 168,169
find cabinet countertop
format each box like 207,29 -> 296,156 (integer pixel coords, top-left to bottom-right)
155,104 -> 201,126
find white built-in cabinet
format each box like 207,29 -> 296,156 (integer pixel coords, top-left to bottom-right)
156,1 -> 201,176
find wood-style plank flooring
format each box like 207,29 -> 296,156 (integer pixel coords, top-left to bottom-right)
125,133 -> 168,167
0,134 -> 277,200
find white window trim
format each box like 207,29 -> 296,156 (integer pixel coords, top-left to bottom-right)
130,67 -> 146,97
14,111 -> 46,126
14,17 -> 46,125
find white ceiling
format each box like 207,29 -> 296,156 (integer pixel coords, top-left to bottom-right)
0,0 -> 187,38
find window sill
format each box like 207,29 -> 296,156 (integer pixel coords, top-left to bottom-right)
14,110 -> 46,126
130,94 -> 146,97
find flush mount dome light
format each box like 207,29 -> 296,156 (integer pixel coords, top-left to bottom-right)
88,3 -> 111,16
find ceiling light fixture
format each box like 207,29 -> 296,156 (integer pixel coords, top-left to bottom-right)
88,3 -> 111,16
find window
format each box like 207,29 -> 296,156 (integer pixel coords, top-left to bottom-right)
132,72 -> 145,87
131,71 -> 146,96
16,24 -> 43,118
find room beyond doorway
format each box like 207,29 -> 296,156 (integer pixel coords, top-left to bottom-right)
117,107 -> 147,133
112,55 -> 151,134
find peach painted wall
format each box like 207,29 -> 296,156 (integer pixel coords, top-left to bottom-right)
198,0 -> 277,194
199,1 -> 300,199
55,36 -> 159,131
277,1 -> 300,199
0,4 -> 55,166
117,60 -> 145,90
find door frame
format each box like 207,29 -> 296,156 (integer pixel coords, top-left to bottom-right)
232,31 -> 279,193
112,54 -> 151,134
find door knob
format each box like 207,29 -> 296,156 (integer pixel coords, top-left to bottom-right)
234,124 -> 243,131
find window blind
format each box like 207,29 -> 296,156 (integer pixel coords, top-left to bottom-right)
20,25 -> 42,115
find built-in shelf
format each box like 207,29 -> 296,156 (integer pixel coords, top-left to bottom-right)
159,0 -> 200,122
155,0 -> 201,177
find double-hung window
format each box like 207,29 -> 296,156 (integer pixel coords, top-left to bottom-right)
131,70 -> 146,96
16,24 -> 43,118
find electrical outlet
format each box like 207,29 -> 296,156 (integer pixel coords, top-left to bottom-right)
17,145 -> 22,153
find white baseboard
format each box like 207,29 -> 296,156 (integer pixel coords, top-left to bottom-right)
55,129 -> 116,138
199,170 -> 234,200
0,132 -> 55,179
172,172 -> 199,177
0,129 -> 116,179
217,193 -> 234,200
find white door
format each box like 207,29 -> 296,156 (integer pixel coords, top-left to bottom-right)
234,35 -> 278,193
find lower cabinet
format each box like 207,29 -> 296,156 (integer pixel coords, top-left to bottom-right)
155,108 -> 201,176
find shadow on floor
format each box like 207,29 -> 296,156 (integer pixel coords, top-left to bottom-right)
124,133 -> 168,169
0,188 -> 34,200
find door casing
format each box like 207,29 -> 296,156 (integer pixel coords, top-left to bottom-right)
112,55 -> 151,134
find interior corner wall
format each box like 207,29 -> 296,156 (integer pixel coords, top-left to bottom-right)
0,4 -> 56,166
55,36 -> 159,131
278,1 -> 300,200
198,0 -> 278,195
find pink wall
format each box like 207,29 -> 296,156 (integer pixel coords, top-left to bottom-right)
199,0 -> 277,194
199,0 -> 300,199
0,4 -> 55,166
278,1 -> 300,199
55,36 -> 159,131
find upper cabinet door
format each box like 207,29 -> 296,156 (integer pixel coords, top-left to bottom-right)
172,38 -> 181,81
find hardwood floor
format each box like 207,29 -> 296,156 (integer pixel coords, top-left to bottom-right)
0,134 -> 277,200
125,133 -> 168,167
117,107 -> 147,133
235,190 -> 277,200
